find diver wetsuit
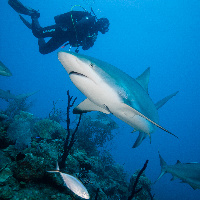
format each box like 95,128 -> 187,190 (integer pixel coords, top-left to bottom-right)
31,11 -> 98,54
8,0 -> 110,55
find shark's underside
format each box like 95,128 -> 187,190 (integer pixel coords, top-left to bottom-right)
58,51 -> 178,147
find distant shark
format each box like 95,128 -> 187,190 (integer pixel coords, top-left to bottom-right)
157,152 -> 200,190
0,61 -> 12,76
0,89 -> 39,101
58,51 -> 178,147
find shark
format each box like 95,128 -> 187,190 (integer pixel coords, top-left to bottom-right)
0,61 -> 12,76
0,89 -> 39,101
58,51 -> 178,147
157,152 -> 200,190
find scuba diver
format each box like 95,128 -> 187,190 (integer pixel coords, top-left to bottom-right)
8,0 -> 110,54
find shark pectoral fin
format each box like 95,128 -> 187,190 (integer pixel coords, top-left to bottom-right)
135,67 -> 150,93
132,132 -> 148,148
16,90 -> 39,99
121,103 -> 178,139
155,91 -> 179,110
73,98 -> 110,114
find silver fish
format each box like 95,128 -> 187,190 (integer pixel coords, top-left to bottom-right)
48,163 -> 90,199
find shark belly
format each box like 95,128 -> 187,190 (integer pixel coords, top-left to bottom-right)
69,73 -> 121,110
69,73 -> 155,134
112,104 -> 155,134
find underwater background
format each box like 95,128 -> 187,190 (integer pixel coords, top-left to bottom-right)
1,0 -> 200,199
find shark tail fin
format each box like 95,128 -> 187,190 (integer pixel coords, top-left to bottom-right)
155,91 -> 179,110
155,151 -> 168,184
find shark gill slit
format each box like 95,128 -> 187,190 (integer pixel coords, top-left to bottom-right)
104,104 -> 113,114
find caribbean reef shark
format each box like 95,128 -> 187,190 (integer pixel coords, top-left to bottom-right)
157,152 -> 200,190
58,51 -> 178,147
0,89 -> 39,101
0,61 -> 12,76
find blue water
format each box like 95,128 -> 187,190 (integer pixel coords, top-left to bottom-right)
1,0 -> 200,199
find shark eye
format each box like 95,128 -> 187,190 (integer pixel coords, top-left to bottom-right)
90,63 -> 94,68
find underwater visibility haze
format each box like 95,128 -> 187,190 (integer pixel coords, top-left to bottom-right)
1,0 -> 200,199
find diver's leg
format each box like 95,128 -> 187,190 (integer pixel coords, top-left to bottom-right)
31,17 -> 58,38
38,37 -> 67,55
18,15 -> 56,38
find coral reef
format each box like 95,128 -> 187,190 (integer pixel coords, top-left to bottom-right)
75,112 -> 119,157
3,97 -> 34,119
7,111 -> 34,150
0,112 -> 129,199
128,161 -> 153,200
59,90 -> 82,169
33,118 -> 66,139
0,97 -> 154,200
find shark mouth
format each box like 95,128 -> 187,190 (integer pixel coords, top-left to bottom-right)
69,71 -> 88,78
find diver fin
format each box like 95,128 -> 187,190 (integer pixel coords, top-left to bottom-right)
73,99 -> 110,114
19,15 -> 32,29
132,132 -> 148,148
155,91 -> 179,110
8,0 -> 40,17
136,67 -> 150,93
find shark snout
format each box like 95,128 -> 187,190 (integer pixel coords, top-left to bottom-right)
58,51 -> 79,74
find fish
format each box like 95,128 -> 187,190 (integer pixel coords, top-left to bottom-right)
156,152 -> 200,190
0,61 -> 12,76
58,51 -> 178,146
0,89 -> 39,101
48,163 -> 90,199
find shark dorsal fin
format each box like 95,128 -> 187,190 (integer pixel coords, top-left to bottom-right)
155,91 -> 179,110
136,67 -> 150,93
176,160 -> 181,164
73,98 -> 110,114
